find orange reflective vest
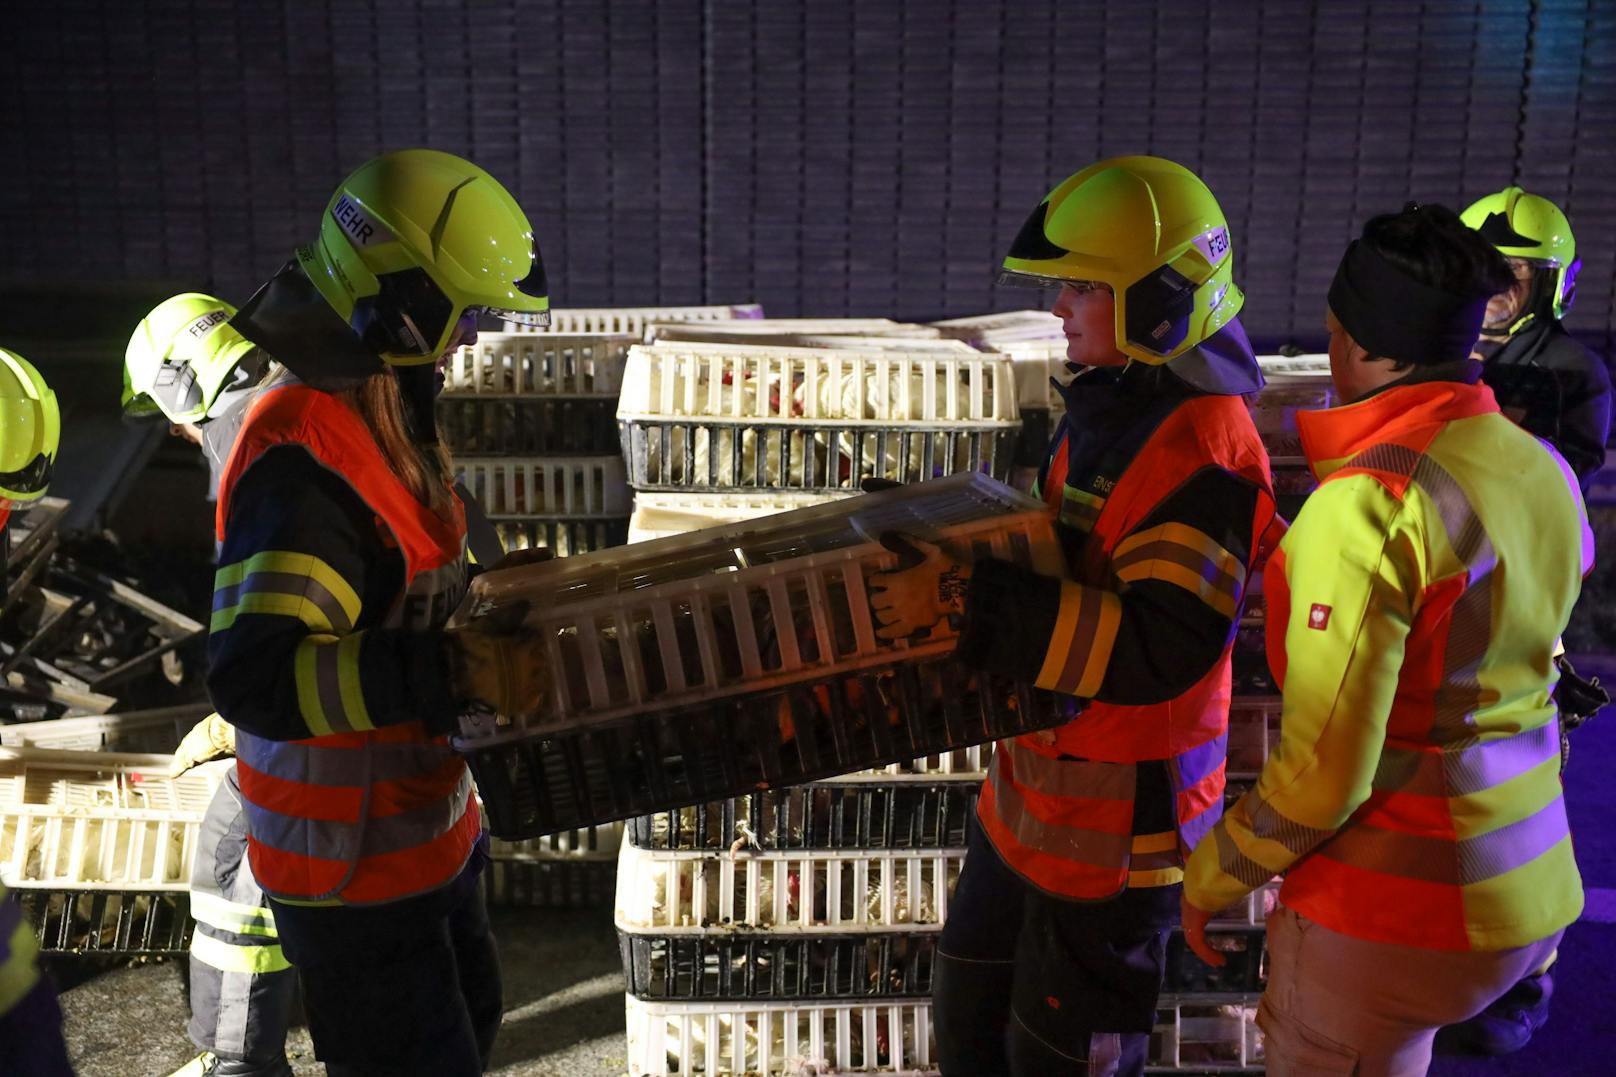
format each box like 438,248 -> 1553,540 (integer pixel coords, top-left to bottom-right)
978,392 -> 1275,899
215,383 -> 480,905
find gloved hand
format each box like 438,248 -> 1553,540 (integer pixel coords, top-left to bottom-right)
867,532 -> 972,641
169,713 -> 237,777
443,622 -> 551,721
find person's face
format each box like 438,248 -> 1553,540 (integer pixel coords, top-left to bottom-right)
437,312 -> 480,371
1051,281 -> 1126,368
1326,306 -> 1403,402
1482,258 -> 1536,331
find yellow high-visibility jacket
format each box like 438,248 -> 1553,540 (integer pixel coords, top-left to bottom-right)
1185,376 -> 1592,951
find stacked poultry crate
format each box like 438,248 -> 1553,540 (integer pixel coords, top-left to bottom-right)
0,746 -> 221,955
441,331 -> 636,557
504,304 -> 766,336
624,322 -> 996,544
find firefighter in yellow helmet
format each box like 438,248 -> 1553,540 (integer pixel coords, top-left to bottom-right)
205,149 -> 551,1074
869,157 -> 1276,1076
0,347 -> 75,1076
1461,187 -> 1610,488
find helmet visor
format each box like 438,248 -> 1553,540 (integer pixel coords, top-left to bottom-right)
0,450 -> 53,500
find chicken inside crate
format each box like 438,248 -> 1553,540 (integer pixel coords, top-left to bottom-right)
616,343 -> 1021,491
622,930 -> 939,1002
1150,997 -> 1263,1072
453,474 -> 1067,838
629,780 -> 978,852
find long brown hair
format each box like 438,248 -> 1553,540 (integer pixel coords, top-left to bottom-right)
339,369 -> 455,518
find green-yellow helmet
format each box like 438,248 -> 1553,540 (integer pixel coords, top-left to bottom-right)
1001,155 -> 1242,364
1460,186 -> 1579,320
0,348 -> 60,507
123,293 -> 260,423
297,148 -> 550,366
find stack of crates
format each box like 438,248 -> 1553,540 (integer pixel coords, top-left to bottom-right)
441,331 -> 636,556
617,758 -> 984,1077
0,746 -> 221,955
462,475 -> 1063,1072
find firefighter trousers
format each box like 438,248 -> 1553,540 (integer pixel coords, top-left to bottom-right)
933,816 -> 1178,1077
270,843 -> 500,1077
187,765 -> 298,1076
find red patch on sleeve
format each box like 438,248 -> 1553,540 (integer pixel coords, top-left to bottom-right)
1308,603 -> 1332,630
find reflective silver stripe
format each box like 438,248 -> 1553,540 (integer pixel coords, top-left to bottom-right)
1319,793 -> 1570,886
986,752 -> 1132,868
245,768 -> 474,862
236,732 -> 450,786
1001,739 -> 1136,800
1248,798 -> 1336,857
212,570 -> 355,633
1344,443 -> 1496,743
1213,822 -> 1276,890
1373,724 -> 1560,798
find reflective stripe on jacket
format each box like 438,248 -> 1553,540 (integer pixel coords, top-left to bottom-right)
214,383 -> 479,905
976,390 -> 1276,899
1185,378 -> 1592,950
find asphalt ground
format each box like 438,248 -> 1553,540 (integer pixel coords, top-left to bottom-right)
54,658 -> 1616,1076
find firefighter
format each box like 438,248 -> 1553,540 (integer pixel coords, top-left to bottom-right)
1461,187 -> 1610,490
205,148 -> 551,1076
121,295 -> 298,1077
1182,203 -> 1590,1075
1428,189 -> 1613,1057
869,157 -> 1276,1076
0,346 -> 75,1076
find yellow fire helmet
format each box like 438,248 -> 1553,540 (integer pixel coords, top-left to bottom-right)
1460,186 -> 1579,321
0,347 -> 60,507
297,148 -> 550,365
123,293 -> 261,424
1001,155 -> 1242,364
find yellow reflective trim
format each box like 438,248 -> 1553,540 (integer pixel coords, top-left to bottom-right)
0,916 -> 41,1016
335,633 -> 375,732
214,551 -> 362,624
212,592 -> 332,634
1072,590 -> 1121,697
1114,521 -> 1228,564
189,891 -> 278,939
1131,831 -> 1180,855
294,636 -> 336,737
1127,867 -> 1185,888
1116,558 -> 1240,619
189,929 -> 291,974
1035,581 -> 1088,689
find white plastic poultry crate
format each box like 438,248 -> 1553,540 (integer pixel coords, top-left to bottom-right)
616,343 -> 1021,492
504,304 -> 765,336
1,748 -> 223,955
1252,353 -> 1333,465
628,490 -> 852,544
456,456 -> 633,519
928,310 -> 1067,347
616,844 -> 961,934
646,321 -> 946,347
1148,995 -> 1264,1073
0,748 -> 218,892
442,332 -> 633,396
452,475 -> 1064,838
484,819 -> 625,908
625,994 -> 939,1076
0,703 -> 209,754
628,781 -> 977,853
1226,695 -> 1283,781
